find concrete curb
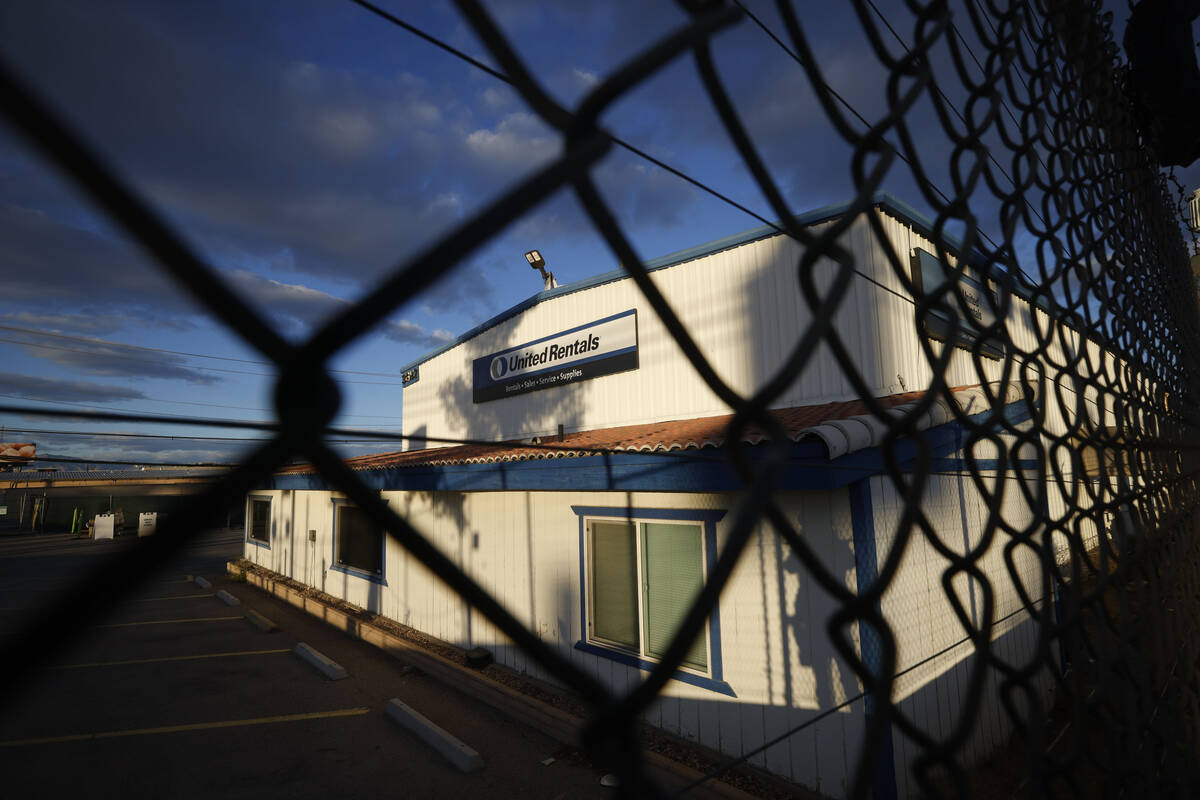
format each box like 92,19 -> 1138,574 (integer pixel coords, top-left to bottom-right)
293,642 -> 348,681
385,698 -> 484,773
193,576 -> 212,590
215,589 -> 241,606
244,609 -> 278,632
230,562 -> 765,800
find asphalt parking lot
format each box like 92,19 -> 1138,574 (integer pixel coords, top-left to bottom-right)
0,528 -> 614,799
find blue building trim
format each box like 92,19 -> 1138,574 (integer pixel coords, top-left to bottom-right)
848,479 -> 899,800
265,398 -> 1034,494
571,641 -> 734,696
328,562 -> 387,584
571,505 -> 733,696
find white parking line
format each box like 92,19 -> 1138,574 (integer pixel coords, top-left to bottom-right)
51,649 -> 290,670
96,616 -> 241,629
0,707 -> 372,747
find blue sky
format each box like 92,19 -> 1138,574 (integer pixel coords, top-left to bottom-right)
1,0 -> 1197,464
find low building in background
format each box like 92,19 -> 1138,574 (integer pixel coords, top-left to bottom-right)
1,467 -> 234,534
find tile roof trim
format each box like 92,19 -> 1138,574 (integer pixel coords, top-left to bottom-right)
280,383 -> 1031,475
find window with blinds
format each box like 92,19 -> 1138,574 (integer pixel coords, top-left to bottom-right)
587,517 -> 708,673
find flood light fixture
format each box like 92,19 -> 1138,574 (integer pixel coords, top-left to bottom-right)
525,249 -> 557,290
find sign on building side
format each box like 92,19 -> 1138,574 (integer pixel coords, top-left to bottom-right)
472,309 -> 638,403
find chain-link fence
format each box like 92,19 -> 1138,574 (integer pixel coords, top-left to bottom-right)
3,0 -> 1200,797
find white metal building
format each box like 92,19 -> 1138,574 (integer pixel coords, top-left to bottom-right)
245,194 -> 1092,799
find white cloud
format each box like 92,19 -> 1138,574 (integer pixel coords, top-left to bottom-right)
0,372 -> 147,402
425,193 -> 462,217
13,342 -> 219,384
480,86 -> 513,111
0,312 -> 126,336
572,67 -> 600,88
310,110 -> 379,159
223,269 -> 455,348
383,319 -> 454,346
465,112 -> 559,171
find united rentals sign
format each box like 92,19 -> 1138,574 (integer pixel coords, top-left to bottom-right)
910,247 -> 1004,360
472,309 -> 638,403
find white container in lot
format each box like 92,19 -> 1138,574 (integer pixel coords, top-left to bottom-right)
138,512 -> 157,537
94,513 -> 115,540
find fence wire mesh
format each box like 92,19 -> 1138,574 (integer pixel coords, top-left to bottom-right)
3,0 -> 1200,797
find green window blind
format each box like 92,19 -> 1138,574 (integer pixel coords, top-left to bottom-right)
590,520 -> 639,650
641,522 -> 707,670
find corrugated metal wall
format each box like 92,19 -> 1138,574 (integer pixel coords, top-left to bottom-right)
869,464 -> 1055,798
402,209 -> 1080,448
244,487 -> 876,797
242,474 -> 1066,798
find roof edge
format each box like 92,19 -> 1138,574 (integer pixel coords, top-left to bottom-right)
399,193 -> 951,374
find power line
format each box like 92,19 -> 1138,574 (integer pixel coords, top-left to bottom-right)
0,392 -> 406,423
9,455 -> 235,468
861,0 -> 1051,230
0,337 -> 408,386
0,427 -> 406,446
0,323 -> 410,379
953,1 -> 1041,144
730,0 -> 1040,288
0,337 -> 271,378
345,0 -> 780,233
344,0 -> 922,311
1,427 -> 272,442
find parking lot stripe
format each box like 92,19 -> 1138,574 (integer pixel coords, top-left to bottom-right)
51,649 -> 290,670
133,593 -> 216,602
96,615 -> 242,628
0,707 -> 372,748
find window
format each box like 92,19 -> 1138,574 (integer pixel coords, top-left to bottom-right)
246,496 -> 271,547
332,501 -> 384,579
573,506 -> 732,698
589,518 -> 709,671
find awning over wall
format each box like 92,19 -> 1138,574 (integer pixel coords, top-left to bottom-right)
269,382 -> 1036,493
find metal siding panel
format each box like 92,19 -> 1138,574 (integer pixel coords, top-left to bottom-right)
696,688 -> 721,751
678,691 -> 700,743
717,697 -> 743,768
405,221 -> 947,447
757,520 -> 792,778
